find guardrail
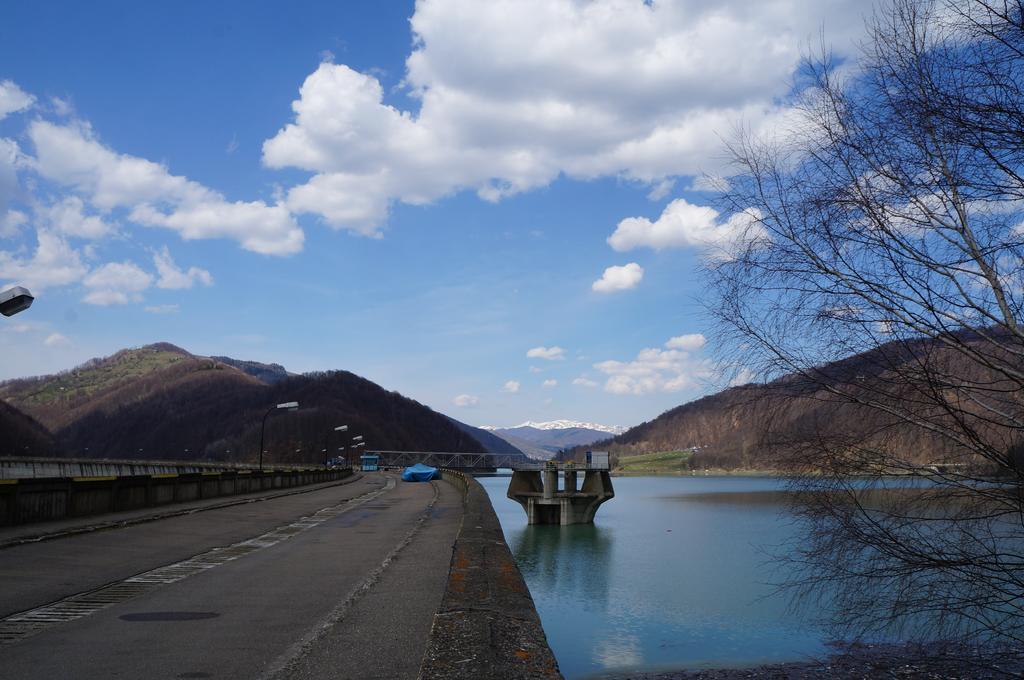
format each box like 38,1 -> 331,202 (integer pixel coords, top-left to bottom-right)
0,467 -> 353,527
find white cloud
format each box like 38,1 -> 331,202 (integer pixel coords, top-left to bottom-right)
542,379 -> 558,389
592,262 -> 643,293
595,334 -> 714,395
0,209 -> 27,237
39,196 -> 113,239
453,393 -> 479,407
608,198 -> 764,256
527,345 -> 565,361
82,261 -> 153,305
528,366 -> 542,374
50,96 -> 73,117
728,367 -> 756,387
262,0 -> 867,233
0,81 -> 34,120
0,230 -> 88,291
0,138 -> 21,216
503,380 -> 520,393
665,333 -> 706,351
647,179 -> 675,201
573,376 -> 599,388
29,121 -> 304,255
686,174 -> 731,193
43,332 -> 70,347
152,246 -> 213,289
144,304 -> 180,314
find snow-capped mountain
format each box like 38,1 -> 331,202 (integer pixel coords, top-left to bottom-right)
478,420 -> 628,459
480,420 -> 627,435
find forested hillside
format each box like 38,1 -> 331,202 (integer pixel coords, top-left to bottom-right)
574,331 -> 1024,471
0,344 -> 488,464
0,400 -> 60,457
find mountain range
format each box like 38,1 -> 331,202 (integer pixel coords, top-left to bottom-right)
480,420 -> 626,459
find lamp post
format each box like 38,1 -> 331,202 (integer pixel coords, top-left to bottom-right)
324,425 -> 348,467
0,286 -> 33,317
259,401 -> 298,471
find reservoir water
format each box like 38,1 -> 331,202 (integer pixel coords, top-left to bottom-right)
479,475 -> 829,679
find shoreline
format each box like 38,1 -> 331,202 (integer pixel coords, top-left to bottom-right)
610,642 -> 1024,679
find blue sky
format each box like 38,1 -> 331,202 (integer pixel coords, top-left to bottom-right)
0,0 -> 869,428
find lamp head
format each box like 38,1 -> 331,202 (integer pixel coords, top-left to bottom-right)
0,286 -> 33,317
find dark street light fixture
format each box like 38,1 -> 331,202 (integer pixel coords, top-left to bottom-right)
0,286 -> 33,317
324,424 -> 348,467
259,401 -> 298,471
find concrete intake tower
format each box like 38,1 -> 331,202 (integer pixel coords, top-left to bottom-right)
507,460 -> 614,525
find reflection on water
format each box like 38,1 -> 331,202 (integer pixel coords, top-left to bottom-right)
479,476 -> 830,679
512,525 -> 613,614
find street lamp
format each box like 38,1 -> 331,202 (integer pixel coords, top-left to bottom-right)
259,401 -> 298,471
0,286 -> 33,317
324,425 -> 348,467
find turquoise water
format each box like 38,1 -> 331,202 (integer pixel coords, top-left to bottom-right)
478,475 -> 829,679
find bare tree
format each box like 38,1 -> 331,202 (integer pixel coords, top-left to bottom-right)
710,0 -> 1024,660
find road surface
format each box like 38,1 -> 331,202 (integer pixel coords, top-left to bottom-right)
0,472 -> 463,679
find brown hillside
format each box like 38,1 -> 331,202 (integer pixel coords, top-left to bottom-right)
583,331 -> 1024,470
0,400 -> 60,457
0,343 -> 488,464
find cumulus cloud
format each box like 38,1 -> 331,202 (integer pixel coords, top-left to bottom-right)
0,81 -> 34,120
43,332 -> 70,347
592,262 -> 643,293
262,0 -> 866,233
542,379 -> 558,389
595,334 -> 713,395
452,393 -> 479,407
152,246 -> 213,289
665,333 -> 706,351
503,380 -> 520,393
527,345 -> 565,361
0,230 -> 88,291
82,261 -> 153,305
608,198 -> 764,256
39,196 -> 113,239
573,376 -> 599,388
29,121 -> 304,255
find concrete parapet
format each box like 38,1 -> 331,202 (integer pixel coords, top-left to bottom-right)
419,470 -> 562,680
0,467 -> 353,527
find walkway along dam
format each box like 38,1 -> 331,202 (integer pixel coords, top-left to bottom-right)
0,463 -> 562,679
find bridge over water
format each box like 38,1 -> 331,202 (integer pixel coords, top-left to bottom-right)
366,450 -> 537,471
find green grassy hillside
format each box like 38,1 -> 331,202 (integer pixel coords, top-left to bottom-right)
614,450 -> 694,475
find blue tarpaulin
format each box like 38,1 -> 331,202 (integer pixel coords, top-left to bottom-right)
401,463 -> 439,482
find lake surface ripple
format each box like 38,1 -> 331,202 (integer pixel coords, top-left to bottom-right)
479,475 -> 829,679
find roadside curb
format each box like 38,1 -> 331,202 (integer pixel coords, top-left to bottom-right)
419,470 -> 562,679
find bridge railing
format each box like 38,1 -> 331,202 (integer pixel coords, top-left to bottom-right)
367,451 -> 609,471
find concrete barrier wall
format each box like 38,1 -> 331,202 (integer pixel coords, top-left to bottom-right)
0,467 -> 353,527
419,470 -> 562,680
0,456 -> 260,480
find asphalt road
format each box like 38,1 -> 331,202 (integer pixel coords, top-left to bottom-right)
0,472 -> 463,679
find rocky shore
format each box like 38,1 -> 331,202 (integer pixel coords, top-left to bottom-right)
617,643 -> 1024,680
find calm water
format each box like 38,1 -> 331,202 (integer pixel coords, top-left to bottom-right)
478,475 -> 829,679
